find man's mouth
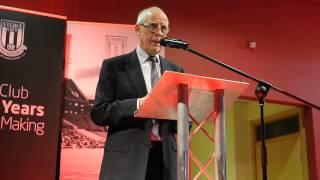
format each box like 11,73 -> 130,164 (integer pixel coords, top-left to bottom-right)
151,41 -> 160,46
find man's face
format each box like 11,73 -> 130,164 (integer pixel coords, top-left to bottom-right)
135,11 -> 169,56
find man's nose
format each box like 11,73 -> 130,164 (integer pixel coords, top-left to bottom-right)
154,27 -> 165,37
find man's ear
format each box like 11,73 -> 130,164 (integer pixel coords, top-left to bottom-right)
134,24 -> 140,35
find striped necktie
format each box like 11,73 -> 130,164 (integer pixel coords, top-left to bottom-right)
147,56 -> 161,141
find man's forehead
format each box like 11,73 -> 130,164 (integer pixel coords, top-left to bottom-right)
145,14 -> 169,24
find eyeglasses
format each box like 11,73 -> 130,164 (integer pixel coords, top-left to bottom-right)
139,23 -> 169,34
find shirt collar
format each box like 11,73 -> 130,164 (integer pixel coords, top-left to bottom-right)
136,46 -> 160,64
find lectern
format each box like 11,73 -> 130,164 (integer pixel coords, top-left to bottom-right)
135,71 -> 248,180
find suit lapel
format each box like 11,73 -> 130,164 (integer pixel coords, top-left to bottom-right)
126,51 -> 148,97
159,56 -> 170,75
125,53 -> 170,97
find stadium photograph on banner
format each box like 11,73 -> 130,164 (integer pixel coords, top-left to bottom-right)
60,21 -> 138,180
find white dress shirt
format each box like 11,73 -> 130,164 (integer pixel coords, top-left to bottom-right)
136,46 -> 161,108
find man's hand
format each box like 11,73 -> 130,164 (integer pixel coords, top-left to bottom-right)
138,96 -> 148,107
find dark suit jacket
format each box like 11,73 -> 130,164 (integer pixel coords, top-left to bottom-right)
91,50 -> 184,180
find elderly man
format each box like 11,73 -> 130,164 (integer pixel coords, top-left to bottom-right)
91,7 -> 183,180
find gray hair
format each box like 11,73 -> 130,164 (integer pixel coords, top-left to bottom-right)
136,7 -> 167,24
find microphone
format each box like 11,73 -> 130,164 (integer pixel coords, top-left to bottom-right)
159,38 -> 190,50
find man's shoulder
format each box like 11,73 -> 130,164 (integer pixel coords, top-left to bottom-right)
161,56 -> 183,71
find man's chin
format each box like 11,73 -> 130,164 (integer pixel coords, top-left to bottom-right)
148,48 -> 161,56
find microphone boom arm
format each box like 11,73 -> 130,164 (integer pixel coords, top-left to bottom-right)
181,45 -> 320,110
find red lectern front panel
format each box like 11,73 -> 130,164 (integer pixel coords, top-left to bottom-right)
135,71 -> 248,120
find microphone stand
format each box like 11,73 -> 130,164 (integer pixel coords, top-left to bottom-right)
164,40 -> 320,180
